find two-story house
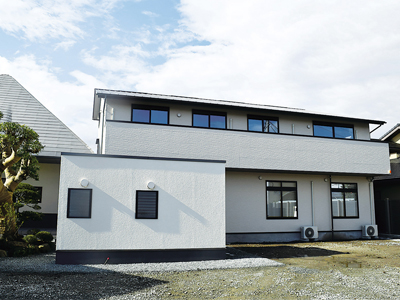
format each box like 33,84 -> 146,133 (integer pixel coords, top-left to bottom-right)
56,89 -> 390,264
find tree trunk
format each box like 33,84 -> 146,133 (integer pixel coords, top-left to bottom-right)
0,185 -> 16,239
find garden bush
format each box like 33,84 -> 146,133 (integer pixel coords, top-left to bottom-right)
35,231 -> 53,243
23,234 -> 38,245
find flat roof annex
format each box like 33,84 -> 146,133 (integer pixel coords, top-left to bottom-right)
93,88 -> 385,125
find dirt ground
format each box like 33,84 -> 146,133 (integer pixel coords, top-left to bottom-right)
2,239 -> 400,299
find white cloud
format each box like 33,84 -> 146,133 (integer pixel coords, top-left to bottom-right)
0,0 -> 121,41
142,11 -> 159,18
0,55 -> 101,150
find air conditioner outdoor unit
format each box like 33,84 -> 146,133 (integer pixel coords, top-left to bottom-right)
362,225 -> 378,238
301,226 -> 318,240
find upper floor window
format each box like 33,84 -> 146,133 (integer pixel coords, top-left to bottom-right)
313,122 -> 354,139
132,105 -> 169,125
248,115 -> 279,133
331,183 -> 359,218
192,110 -> 226,129
266,181 -> 297,219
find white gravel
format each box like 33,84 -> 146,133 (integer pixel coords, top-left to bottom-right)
0,248 -> 283,274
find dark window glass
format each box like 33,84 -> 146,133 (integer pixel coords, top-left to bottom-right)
193,114 -> 209,127
193,111 -> 226,129
34,186 -> 43,203
136,191 -> 158,219
151,110 -> 168,124
314,122 -> 354,139
268,120 -> 279,133
266,181 -> 297,219
335,126 -> 354,139
248,116 -> 279,133
210,115 -> 226,129
331,183 -> 358,218
132,105 -> 169,124
313,125 -> 333,137
132,109 -> 150,123
248,119 -> 262,132
67,189 -> 92,218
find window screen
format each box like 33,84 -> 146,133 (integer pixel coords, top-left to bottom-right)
136,191 -> 158,219
67,189 -> 92,218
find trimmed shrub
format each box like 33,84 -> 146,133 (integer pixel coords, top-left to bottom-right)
23,235 -> 38,245
35,231 -> 53,243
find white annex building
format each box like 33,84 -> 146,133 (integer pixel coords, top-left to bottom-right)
0,74 -> 92,229
56,88 -> 390,264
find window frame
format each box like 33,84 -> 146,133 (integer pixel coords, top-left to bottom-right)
131,104 -> 169,125
135,190 -> 159,220
331,182 -> 359,219
313,121 -> 354,139
247,115 -> 279,133
67,188 -> 92,219
266,180 -> 298,219
192,110 -> 227,129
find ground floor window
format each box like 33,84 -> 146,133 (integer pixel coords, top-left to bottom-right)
67,188 -> 92,218
266,181 -> 298,219
331,183 -> 359,218
136,191 -> 158,219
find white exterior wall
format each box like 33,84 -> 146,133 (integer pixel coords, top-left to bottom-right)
226,171 -> 374,233
24,163 -> 60,214
57,155 -> 226,251
103,122 -> 389,175
104,97 -> 371,139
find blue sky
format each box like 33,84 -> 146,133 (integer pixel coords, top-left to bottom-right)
1,0 -> 400,150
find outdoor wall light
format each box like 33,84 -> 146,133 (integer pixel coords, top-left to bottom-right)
307,125 -> 311,129
324,178 -> 328,182
80,178 -> 89,187
147,181 -> 156,190
258,176 -> 263,180
177,113 -> 182,117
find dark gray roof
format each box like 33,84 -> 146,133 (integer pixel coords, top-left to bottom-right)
380,123 -> 400,141
0,74 -> 92,157
93,88 -> 386,125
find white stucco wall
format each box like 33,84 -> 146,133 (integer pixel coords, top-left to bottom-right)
24,163 -> 60,214
103,122 -> 389,175
225,171 -> 375,233
57,155 -> 226,251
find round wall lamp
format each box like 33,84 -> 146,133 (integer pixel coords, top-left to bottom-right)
307,125 -> 311,129
147,181 -> 156,190
258,176 -> 263,180
177,113 -> 182,117
80,178 -> 89,187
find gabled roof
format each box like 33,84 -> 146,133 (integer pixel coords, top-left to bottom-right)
0,74 -> 92,158
380,123 -> 400,141
93,88 -> 386,125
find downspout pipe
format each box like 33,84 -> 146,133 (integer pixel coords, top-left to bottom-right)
329,175 -> 334,241
311,181 -> 314,226
99,96 -> 107,154
368,177 -> 375,224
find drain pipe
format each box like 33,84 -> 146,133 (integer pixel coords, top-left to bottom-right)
368,177 -> 375,224
329,175 -> 334,241
311,181 -> 314,226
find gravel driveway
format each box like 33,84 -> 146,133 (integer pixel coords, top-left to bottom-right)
1,240 -> 400,299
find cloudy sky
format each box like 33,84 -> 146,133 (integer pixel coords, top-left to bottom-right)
0,0 -> 399,150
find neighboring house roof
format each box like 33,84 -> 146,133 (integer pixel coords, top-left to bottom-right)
0,74 -> 92,160
380,123 -> 400,141
93,88 -> 386,125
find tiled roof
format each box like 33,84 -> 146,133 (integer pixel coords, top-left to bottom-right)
0,74 -> 92,157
